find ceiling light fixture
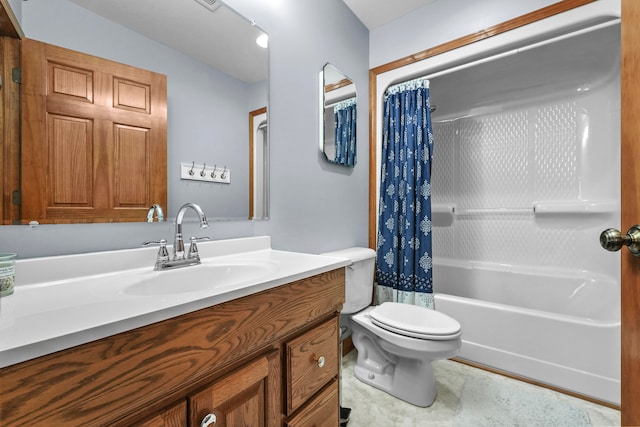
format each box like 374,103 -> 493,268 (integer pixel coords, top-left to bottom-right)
193,0 -> 221,12
256,34 -> 269,48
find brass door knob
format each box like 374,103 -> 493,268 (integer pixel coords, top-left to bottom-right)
600,225 -> 640,256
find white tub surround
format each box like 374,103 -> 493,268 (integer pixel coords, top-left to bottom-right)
0,236 -> 350,368
426,13 -> 620,405
374,0 -> 620,406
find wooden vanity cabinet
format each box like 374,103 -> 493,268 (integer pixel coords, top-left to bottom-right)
0,268 -> 345,427
137,401 -> 187,427
140,350 -> 280,427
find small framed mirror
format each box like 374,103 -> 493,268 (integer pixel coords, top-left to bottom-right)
321,63 -> 357,167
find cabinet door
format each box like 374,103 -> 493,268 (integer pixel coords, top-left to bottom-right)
285,380 -> 339,427
189,355 -> 271,427
137,401 -> 186,427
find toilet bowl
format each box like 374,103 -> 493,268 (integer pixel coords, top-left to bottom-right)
351,303 -> 461,407
321,247 -> 462,407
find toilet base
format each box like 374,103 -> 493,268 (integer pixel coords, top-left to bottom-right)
349,306 -> 461,408
352,348 -> 437,407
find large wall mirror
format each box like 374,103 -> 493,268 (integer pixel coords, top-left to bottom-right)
321,63 -> 357,167
13,0 -> 269,224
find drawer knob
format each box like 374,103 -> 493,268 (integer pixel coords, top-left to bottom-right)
316,355 -> 326,368
201,413 -> 217,427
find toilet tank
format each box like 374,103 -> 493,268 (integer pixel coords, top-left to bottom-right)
321,247 -> 376,314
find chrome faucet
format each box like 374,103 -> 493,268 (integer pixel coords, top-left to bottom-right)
143,202 -> 209,270
173,202 -> 209,260
146,204 -> 164,222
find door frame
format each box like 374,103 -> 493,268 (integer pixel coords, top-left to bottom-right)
620,0 -> 639,424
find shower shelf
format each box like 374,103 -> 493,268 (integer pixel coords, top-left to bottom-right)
532,200 -> 617,214
432,204 -> 456,214
431,201 -> 617,217
456,207 -> 531,215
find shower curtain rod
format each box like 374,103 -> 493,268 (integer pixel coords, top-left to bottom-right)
383,78 -> 436,112
388,18 -> 620,88
324,96 -> 357,109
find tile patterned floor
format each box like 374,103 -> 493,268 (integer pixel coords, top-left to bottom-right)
341,351 -> 621,427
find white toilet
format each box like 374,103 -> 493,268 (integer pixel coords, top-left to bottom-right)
322,247 -> 462,407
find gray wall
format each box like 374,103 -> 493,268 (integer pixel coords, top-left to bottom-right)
1,0 -> 566,259
0,0 -> 370,258
370,0 -> 558,68
228,0 -> 371,254
6,0 -> 20,22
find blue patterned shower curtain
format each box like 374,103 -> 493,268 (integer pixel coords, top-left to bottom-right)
376,78 -> 435,309
334,98 -> 357,166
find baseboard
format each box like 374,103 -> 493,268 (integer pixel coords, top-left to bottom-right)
450,357 -> 621,411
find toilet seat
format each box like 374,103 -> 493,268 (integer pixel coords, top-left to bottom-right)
369,302 -> 461,340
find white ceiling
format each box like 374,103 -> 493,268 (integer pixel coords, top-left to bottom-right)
342,0 -> 439,29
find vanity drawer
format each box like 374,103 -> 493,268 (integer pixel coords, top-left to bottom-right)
285,317 -> 339,414
285,380 -> 339,427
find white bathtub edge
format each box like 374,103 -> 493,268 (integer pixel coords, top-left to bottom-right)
457,340 -> 620,406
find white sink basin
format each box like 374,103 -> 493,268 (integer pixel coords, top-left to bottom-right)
123,260 -> 278,296
1,236 -> 350,369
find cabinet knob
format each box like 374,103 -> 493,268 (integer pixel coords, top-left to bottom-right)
316,355 -> 326,368
201,413 -> 217,427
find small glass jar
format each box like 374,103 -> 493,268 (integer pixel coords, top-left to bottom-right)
0,253 -> 16,297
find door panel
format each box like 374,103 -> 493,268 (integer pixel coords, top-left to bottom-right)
21,38 -> 167,223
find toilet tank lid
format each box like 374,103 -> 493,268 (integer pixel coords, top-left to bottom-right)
320,247 -> 376,263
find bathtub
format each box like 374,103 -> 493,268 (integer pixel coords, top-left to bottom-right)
433,259 -> 620,405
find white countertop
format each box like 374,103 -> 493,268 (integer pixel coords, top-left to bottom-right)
0,236 -> 349,368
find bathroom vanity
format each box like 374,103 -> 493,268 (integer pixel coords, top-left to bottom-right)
0,237 -> 347,426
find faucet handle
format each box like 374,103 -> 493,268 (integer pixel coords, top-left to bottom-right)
187,236 -> 210,259
142,239 -> 170,262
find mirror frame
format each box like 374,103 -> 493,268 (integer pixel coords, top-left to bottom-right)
320,63 -> 357,167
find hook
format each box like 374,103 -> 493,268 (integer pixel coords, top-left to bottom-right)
189,161 -> 195,176
210,165 -> 217,179
200,162 -> 207,177
221,166 -> 228,179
